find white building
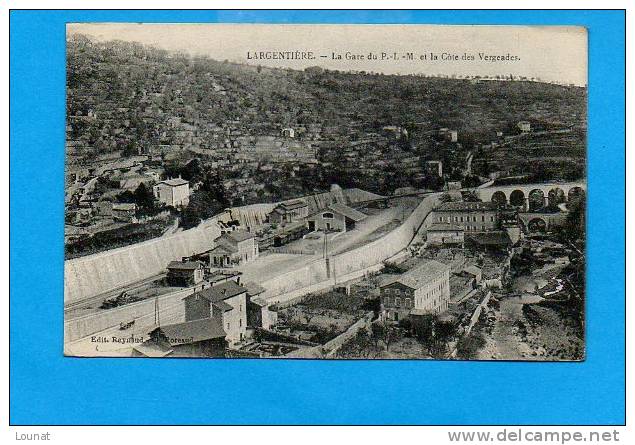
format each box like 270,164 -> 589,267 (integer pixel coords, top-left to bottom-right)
153,178 -> 190,208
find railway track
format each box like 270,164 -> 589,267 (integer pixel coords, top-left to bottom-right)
64,272 -> 167,314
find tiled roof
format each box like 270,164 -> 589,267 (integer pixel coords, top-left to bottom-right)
209,244 -> 238,254
381,260 -> 450,290
244,282 -> 266,296
328,203 -> 367,222
195,281 -> 247,303
212,300 -> 234,312
155,317 -> 226,345
276,199 -> 308,211
219,230 -> 255,243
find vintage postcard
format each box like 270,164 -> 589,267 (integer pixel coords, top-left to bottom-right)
64,24 -> 587,360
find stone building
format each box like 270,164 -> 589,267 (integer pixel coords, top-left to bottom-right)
134,318 -> 227,358
380,260 -> 451,322
426,223 -> 464,246
166,260 -> 205,287
207,230 -> 259,267
432,201 -> 499,233
268,199 -> 309,224
153,177 -> 190,208
306,203 -> 366,233
182,281 -> 248,345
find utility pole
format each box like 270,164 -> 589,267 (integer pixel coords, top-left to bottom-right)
154,295 -> 160,327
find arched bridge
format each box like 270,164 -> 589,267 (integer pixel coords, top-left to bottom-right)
473,181 -> 586,212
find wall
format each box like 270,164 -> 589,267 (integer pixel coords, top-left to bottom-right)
64,217 -> 224,304
64,189 -> 428,307
64,287 -> 193,343
261,194 -> 440,304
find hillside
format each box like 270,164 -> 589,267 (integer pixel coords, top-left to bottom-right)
66,34 -> 586,200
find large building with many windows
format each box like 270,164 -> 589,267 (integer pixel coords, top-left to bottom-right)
432,201 -> 499,232
379,260 -> 451,321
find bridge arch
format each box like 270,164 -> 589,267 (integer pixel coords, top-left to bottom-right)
509,189 -> 526,208
567,186 -> 585,204
491,191 -> 507,207
548,187 -> 566,207
527,217 -> 547,233
528,189 -> 545,211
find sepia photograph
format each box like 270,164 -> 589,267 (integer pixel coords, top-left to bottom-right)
63,23 -> 587,361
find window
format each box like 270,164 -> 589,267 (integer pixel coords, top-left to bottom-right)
473,216 -> 477,222
395,297 -> 401,307
490,216 -> 494,222
322,212 -> 334,219
482,215 -> 485,222
405,298 -> 411,308
239,319 -> 242,327
227,323 -> 230,330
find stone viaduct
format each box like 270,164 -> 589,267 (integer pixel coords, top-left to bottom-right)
474,181 -> 586,212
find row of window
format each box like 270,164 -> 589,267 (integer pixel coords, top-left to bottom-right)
437,215 -> 495,223
384,296 -> 412,308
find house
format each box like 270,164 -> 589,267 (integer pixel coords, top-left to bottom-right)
153,177 -> 190,208
464,231 -> 512,252
306,203 -> 367,233
380,260 -> 451,321
268,199 -> 309,224
133,317 -> 227,358
112,203 -> 137,222
207,230 -> 259,267
426,223 -> 464,246
281,127 -> 295,138
182,281 -> 248,345
245,283 -> 277,329
517,121 -> 531,133
166,260 -> 205,287
462,265 -> 483,284
438,128 -> 458,142
433,201 -> 499,232
426,160 -> 443,177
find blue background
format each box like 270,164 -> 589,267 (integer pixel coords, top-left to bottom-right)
10,10 -> 625,425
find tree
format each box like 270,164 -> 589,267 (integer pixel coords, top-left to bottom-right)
370,322 -> 385,349
180,190 -> 224,229
133,183 -> 156,214
370,321 -> 401,351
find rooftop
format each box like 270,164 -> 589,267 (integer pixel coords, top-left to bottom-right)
212,300 -> 234,312
381,260 -> 450,290
153,317 -> 226,345
276,199 -> 308,211
435,201 -> 498,212
317,203 -> 367,222
159,178 -> 189,187
218,230 -> 255,243
190,281 -> 248,303
167,260 -> 204,271
466,231 -> 512,246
